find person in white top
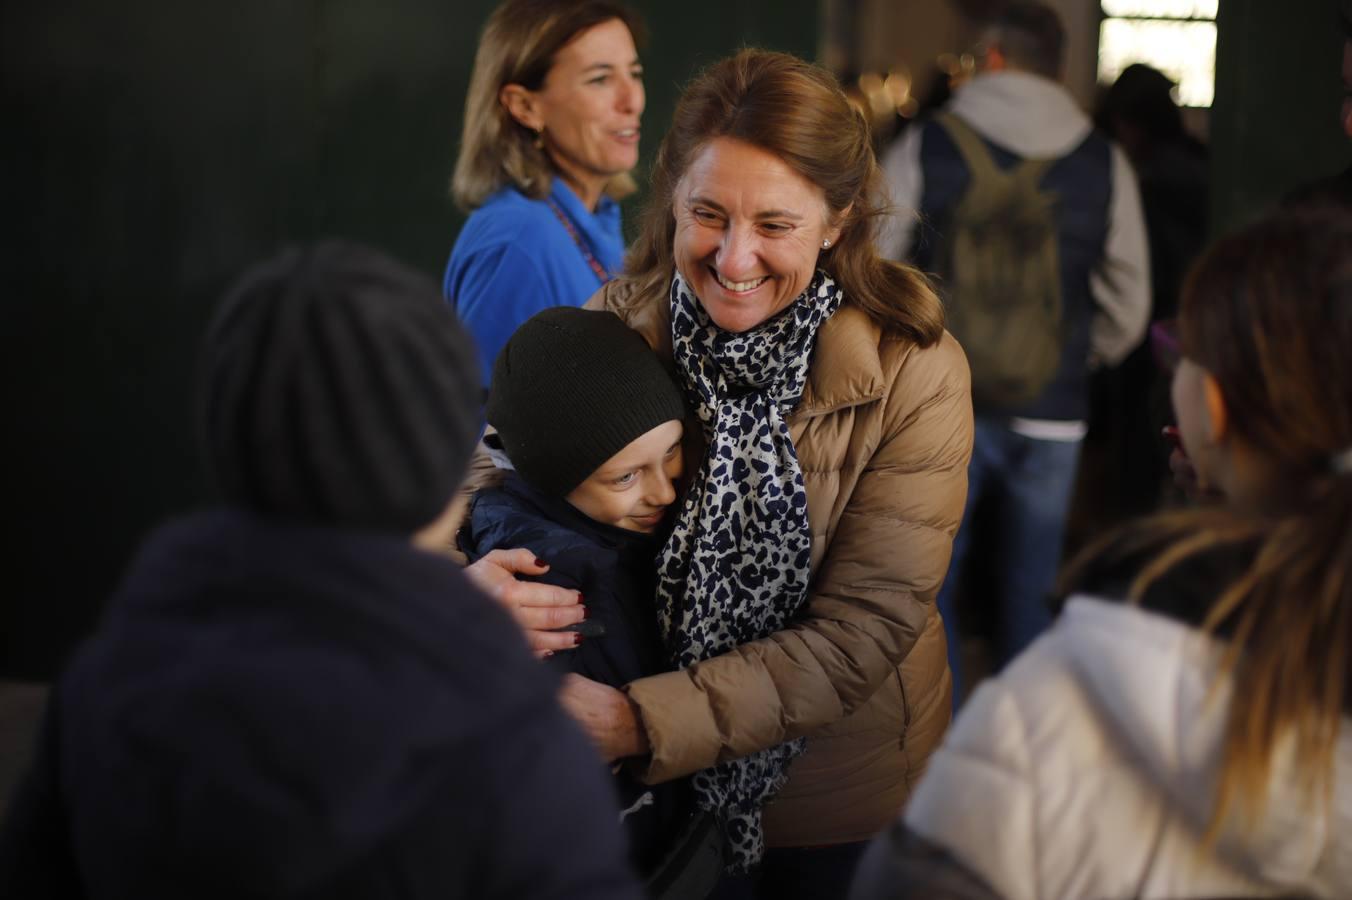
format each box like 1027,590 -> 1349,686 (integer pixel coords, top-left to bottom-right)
852,203 -> 1352,899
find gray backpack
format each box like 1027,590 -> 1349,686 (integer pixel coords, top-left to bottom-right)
933,112 -> 1063,409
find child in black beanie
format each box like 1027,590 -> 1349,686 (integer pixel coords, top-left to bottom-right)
461,306 -> 699,881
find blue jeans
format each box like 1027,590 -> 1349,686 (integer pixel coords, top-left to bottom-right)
936,417 -> 1083,703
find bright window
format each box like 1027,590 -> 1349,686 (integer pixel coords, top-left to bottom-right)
1098,1 -> 1219,107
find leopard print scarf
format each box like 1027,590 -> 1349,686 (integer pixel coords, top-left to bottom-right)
656,269 -> 843,871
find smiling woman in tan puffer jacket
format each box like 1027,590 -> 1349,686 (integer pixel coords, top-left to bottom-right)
534,50 -> 973,897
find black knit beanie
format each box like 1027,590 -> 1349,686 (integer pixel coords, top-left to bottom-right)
201,241 -> 483,533
487,307 -> 685,497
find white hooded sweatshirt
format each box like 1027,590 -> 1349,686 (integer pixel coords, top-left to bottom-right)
905,597 -> 1352,899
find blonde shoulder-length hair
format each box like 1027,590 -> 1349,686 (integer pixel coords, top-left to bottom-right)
451,0 -> 645,212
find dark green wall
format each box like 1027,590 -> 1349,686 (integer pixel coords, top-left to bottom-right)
1211,0 -> 1351,233
3,1 -> 815,679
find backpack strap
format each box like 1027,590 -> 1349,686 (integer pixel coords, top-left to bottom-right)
1016,155 -> 1057,186
937,112 -> 1058,187
935,112 -> 1003,184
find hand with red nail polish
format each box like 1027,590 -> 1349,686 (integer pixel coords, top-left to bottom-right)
463,548 -> 585,653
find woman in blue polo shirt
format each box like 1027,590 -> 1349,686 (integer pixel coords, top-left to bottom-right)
446,0 -> 646,383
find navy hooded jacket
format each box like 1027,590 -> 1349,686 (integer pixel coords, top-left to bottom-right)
0,509 -> 641,900
462,474 -> 695,877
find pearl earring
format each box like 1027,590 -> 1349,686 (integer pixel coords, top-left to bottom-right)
822,239 -> 831,249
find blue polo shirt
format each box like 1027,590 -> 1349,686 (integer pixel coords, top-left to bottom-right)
444,178 -> 625,384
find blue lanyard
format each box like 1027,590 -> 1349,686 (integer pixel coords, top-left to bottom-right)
544,197 -> 612,286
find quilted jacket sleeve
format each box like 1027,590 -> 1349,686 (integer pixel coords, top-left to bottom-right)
625,332 -> 973,783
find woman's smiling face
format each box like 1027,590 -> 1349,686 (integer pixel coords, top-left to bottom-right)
672,137 -> 842,333
507,18 -> 644,204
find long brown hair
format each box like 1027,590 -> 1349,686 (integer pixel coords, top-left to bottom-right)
451,0 -> 644,211
624,49 -> 945,344
1064,204 -> 1352,834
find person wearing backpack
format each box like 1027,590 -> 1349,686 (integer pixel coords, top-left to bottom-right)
880,1 -> 1149,703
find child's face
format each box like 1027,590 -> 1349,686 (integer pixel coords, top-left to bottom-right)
566,420 -> 684,533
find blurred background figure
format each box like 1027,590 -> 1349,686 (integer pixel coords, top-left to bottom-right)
0,244 -> 642,900
1063,62 -> 1210,561
1097,63 -> 1207,325
1285,0 -> 1352,206
880,0 -> 1150,704
445,0 -> 646,383
1344,0 -> 1352,142
855,202 -> 1352,900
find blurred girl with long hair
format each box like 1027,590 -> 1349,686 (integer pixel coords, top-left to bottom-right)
856,204 -> 1352,899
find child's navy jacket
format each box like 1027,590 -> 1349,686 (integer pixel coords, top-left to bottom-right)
462,473 -> 695,876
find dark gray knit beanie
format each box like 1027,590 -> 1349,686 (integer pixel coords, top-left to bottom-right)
487,307 -> 685,497
201,241 -> 483,533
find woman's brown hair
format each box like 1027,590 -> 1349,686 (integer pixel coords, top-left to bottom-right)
451,0 -> 644,211
1063,204 -> 1352,835
623,49 -> 945,344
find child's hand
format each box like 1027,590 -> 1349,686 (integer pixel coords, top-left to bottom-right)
464,548 -> 586,655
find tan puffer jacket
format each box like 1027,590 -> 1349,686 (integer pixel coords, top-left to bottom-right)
589,277 -> 973,847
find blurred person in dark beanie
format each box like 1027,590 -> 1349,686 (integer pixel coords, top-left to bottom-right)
1097,63 -> 1207,326
1066,63 -> 1210,546
1344,0 -> 1352,140
0,242 -> 642,900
